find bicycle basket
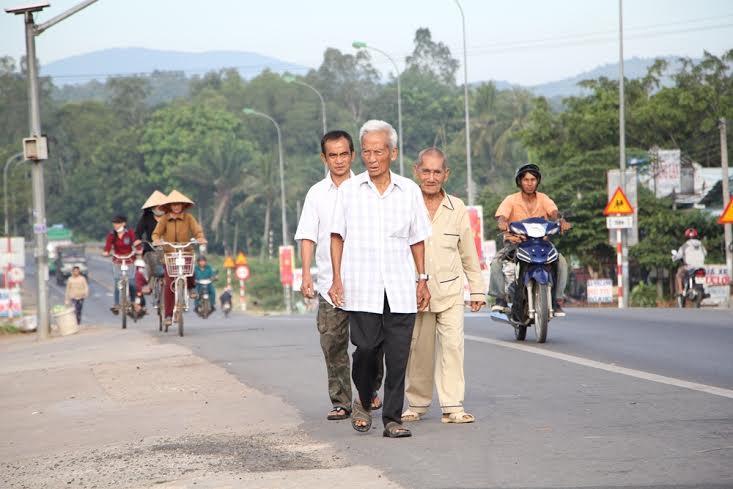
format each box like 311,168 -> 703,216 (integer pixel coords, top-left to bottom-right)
164,252 -> 195,277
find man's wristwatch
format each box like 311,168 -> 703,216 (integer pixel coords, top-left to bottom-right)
417,273 -> 430,282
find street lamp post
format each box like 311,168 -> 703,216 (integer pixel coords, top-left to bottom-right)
4,152 -> 24,236
618,0 -> 629,308
282,75 -> 327,135
352,41 -> 404,176
242,108 -> 291,313
454,0 -> 474,205
5,0 -> 99,340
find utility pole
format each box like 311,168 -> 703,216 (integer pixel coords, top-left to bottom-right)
720,118 -> 732,300
455,0 -> 473,204
6,0 -> 99,339
618,0 -> 629,308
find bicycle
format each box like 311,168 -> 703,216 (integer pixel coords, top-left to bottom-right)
111,251 -> 136,330
155,240 -> 199,337
139,246 -> 166,332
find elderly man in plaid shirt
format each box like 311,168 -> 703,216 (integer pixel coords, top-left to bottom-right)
330,120 -> 432,438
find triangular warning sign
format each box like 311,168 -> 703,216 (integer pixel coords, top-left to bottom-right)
718,198 -> 733,224
603,187 -> 634,216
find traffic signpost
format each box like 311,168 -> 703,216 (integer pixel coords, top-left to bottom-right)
234,252 -> 249,311
604,187 -> 634,308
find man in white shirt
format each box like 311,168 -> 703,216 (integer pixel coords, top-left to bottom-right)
295,130 -> 383,422
330,120 -> 432,438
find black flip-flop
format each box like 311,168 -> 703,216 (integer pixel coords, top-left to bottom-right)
351,401 -> 372,433
383,421 -> 412,438
326,407 -> 350,420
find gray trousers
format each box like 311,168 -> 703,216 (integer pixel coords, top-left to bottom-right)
488,244 -> 568,301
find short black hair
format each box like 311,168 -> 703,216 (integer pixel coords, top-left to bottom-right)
112,215 -> 127,223
72,266 -> 80,271
320,130 -> 354,155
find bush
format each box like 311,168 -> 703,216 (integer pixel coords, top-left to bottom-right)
246,257 -> 284,311
630,282 -> 657,307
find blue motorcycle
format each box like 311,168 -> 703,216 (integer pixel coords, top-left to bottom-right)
490,217 -> 561,343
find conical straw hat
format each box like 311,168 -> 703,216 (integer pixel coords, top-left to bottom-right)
163,189 -> 195,209
141,190 -> 167,209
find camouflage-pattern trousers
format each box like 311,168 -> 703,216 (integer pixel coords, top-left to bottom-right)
317,296 -> 383,410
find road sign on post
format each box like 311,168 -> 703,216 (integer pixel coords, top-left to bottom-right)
232,253 -> 249,311
718,198 -> 733,224
604,187 -> 635,309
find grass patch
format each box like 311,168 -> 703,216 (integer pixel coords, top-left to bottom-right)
0,322 -> 20,335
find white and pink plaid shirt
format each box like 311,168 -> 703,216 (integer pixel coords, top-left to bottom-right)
331,170 -> 431,314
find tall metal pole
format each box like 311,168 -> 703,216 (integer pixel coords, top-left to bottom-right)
618,0 -> 629,308
242,108 -> 291,313
455,0 -> 473,204
25,11 -> 51,338
719,118 -> 732,301
354,44 -> 404,175
4,153 -> 23,236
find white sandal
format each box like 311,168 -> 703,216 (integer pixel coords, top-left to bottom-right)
441,411 -> 475,424
401,409 -> 422,422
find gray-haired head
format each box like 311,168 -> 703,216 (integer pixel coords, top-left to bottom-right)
359,120 -> 398,149
415,147 -> 447,170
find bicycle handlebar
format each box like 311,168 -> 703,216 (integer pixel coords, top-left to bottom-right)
153,240 -> 199,250
111,251 -> 137,261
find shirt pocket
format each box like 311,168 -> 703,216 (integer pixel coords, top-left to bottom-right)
436,271 -> 462,297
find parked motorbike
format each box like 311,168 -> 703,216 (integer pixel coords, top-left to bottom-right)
490,217 -> 562,343
195,278 -> 214,318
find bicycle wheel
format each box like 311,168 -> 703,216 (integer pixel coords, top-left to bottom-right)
176,277 -> 186,337
120,277 -> 128,330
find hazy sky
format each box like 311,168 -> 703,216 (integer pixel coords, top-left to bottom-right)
1,0 -> 731,85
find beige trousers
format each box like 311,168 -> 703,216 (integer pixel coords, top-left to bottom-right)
405,303 -> 465,415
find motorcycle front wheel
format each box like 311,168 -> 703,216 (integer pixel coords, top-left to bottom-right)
533,282 -> 549,343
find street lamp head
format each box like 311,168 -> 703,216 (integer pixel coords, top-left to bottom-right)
242,108 -> 256,115
281,74 -> 295,83
352,41 -> 367,49
5,1 -> 49,14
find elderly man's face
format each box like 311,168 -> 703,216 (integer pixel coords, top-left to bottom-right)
415,153 -> 449,196
360,131 -> 397,179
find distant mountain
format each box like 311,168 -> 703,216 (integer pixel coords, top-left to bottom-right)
527,56 -> 691,98
42,47 -> 310,85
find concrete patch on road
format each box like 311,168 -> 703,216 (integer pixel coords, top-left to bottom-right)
0,327 -> 405,489
466,334 -> 733,399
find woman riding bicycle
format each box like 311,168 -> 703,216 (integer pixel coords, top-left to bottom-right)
133,190 -> 168,313
103,214 -> 141,314
151,190 -> 207,328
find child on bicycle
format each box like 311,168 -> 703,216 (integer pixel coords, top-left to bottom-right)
151,190 -> 207,328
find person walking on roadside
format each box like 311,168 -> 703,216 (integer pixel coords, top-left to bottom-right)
65,266 -> 89,324
295,130 -> 384,422
330,120 -> 431,438
402,147 -> 486,425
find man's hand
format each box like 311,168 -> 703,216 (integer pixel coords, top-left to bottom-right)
505,233 -> 525,244
133,239 -> 142,247
416,280 -> 430,311
301,272 -> 315,299
559,218 -> 572,233
328,278 -> 344,307
469,300 -> 485,312
102,251 -> 109,257
497,218 -> 509,232
64,300 -> 70,306
152,241 -> 162,248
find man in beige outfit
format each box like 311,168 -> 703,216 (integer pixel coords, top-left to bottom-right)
65,266 -> 89,324
402,148 -> 486,424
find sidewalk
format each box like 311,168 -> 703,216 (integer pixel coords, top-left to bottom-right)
0,327 -> 403,489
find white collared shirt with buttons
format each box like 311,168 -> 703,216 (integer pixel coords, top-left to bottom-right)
331,170 -> 431,314
294,171 -> 355,305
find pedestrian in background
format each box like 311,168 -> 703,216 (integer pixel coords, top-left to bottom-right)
65,266 -> 89,324
403,147 -> 485,425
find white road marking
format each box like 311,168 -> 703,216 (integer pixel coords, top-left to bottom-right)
465,334 -> 733,400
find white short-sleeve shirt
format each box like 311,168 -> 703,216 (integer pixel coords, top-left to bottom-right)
331,170 -> 431,314
294,171 -> 354,305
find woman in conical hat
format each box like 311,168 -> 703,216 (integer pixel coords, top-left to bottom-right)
152,189 -> 207,327
133,190 -> 169,313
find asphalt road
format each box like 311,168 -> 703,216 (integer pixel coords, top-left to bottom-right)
34,254 -> 733,488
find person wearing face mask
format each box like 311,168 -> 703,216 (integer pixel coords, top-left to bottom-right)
152,190 -> 207,328
133,190 -> 168,312
103,215 -> 141,314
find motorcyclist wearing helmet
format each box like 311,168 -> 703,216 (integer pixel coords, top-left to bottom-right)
489,164 -> 571,315
194,255 -> 217,313
672,228 -> 707,298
